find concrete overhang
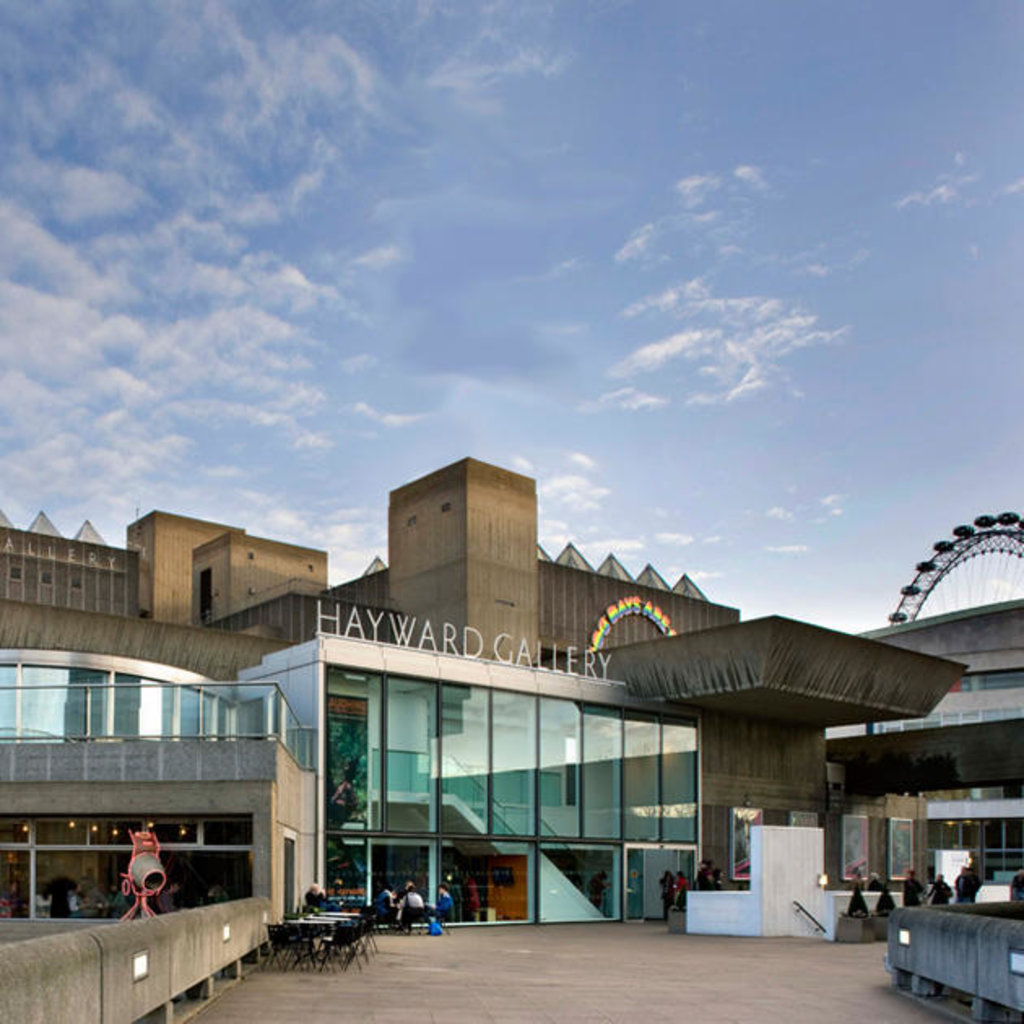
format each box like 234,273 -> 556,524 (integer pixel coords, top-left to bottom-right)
613,616 -> 966,727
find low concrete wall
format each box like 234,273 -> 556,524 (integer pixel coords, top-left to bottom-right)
887,904 -> 1024,1016
686,891 -> 759,936
0,898 -> 270,1024
822,889 -> 904,942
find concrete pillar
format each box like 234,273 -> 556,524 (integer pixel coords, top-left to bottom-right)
187,976 -> 215,1000
971,997 -> 1022,1023
890,968 -> 912,991
225,959 -> 242,979
910,974 -> 944,998
138,1002 -> 173,1024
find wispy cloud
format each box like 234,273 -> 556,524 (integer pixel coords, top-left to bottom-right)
656,532 -> 694,545
896,156 -> 979,209
675,174 -> 721,209
615,222 -> 656,263
539,474 -> 610,513
579,387 -> 669,412
733,164 -> 767,190
352,401 -> 425,428
1003,177 -> 1024,196
766,506 -> 793,521
765,544 -> 809,554
352,244 -> 404,270
609,278 -> 846,403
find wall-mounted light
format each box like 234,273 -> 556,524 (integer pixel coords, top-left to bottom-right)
222,924 -> 231,942
898,929 -> 911,947
818,874 -> 829,889
132,951 -> 149,981
1010,949 -> 1024,976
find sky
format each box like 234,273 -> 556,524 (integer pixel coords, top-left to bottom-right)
1,0 -> 1023,635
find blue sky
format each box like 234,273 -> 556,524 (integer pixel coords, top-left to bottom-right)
1,1 -> 1023,634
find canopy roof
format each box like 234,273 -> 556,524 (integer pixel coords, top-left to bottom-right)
615,616 -> 965,727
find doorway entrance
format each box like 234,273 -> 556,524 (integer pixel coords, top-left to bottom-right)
624,845 -> 695,920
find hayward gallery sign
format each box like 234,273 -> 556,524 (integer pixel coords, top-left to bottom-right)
317,600 -> 614,681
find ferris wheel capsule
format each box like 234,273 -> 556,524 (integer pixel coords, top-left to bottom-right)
953,524 -> 976,538
974,515 -> 997,529
997,512 -> 1020,526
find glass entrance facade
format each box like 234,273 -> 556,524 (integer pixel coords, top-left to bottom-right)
323,664 -> 698,924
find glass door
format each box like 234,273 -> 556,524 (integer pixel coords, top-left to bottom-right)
624,845 -> 696,920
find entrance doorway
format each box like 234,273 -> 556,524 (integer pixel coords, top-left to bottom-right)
625,846 -> 695,920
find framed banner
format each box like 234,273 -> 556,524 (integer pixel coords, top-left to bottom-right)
731,807 -> 763,880
888,818 -> 914,880
789,811 -> 818,828
841,814 -> 869,881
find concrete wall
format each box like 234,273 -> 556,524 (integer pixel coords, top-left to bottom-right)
388,458 -> 539,655
686,826 -> 825,938
0,739 -> 312,918
0,599 -> 286,678
0,897 -> 271,1024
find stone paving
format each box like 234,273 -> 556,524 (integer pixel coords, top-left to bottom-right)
195,922 -> 945,1024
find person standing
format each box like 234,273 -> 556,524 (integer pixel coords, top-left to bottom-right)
1009,868 -> 1024,902
903,869 -> 925,907
928,873 -> 952,905
955,863 -> 981,903
659,871 -> 676,920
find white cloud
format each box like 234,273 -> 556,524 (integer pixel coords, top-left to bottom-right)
615,223 -> 656,263
688,570 -> 723,581
568,452 -> 597,471
610,278 -> 846,403
539,474 -> 610,512
733,165 -> 767,190
896,157 -> 979,209
352,244 -> 404,270
426,49 -> 567,114
675,174 -> 720,208
656,532 -> 694,546
702,536 -> 721,545
352,401 -> 425,428
765,544 -> 809,554
579,387 -> 669,412
766,506 -> 793,521
1003,177 -> 1024,196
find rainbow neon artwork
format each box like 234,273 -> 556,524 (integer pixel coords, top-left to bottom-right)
589,595 -> 676,651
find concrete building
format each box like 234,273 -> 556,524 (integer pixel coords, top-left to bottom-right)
828,599 -> 1024,887
0,513 -> 138,617
127,511 -> 327,626
0,457 -> 970,924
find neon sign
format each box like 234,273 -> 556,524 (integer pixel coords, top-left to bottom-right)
589,596 -> 676,651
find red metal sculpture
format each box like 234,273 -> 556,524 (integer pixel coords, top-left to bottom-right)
120,829 -> 167,921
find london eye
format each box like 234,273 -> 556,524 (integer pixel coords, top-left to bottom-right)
888,513 -> 1024,624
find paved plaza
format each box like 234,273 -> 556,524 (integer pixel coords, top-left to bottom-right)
196,922 -> 943,1024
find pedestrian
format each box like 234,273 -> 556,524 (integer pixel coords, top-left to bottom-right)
902,869 -> 924,907
1009,868 -> 1024,902
954,863 -> 981,903
928,873 -> 952,905
659,870 -> 675,920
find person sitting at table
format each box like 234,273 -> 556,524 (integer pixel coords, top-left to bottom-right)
428,883 -> 453,925
375,883 -> 397,927
398,881 -> 425,932
303,882 -> 326,911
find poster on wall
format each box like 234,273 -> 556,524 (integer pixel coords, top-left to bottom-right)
789,811 -> 819,828
731,807 -> 763,880
842,815 -> 869,880
326,694 -> 368,828
888,818 -> 914,880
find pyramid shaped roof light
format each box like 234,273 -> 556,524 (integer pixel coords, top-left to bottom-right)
537,544 -> 553,562
0,509 -> 13,529
74,520 -> 107,546
363,556 -> 387,576
673,573 -> 708,601
596,554 -> 634,583
555,543 -> 594,573
28,512 -> 62,538
635,563 -> 669,591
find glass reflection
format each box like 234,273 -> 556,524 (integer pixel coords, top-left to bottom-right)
442,839 -> 532,923
661,720 -> 697,842
539,699 -> 580,837
624,716 -> 659,840
386,677 -> 437,832
539,843 -> 619,921
583,706 -> 621,838
491,690 -> 536,835
441,685 -> 489,833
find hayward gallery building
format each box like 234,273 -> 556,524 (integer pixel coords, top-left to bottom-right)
0,459 -> 961,925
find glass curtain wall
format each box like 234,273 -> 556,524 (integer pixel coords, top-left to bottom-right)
441,839 -> 533,923
326,669 -> 382,831
0,665 -> 16,740
441,685 -> 489,833
539,699 -> 580,837
539,843 -> 620,921
386,677 -> 437,832
661,720 -> 698,842
624,716 -> 660,840
582,706 -> 621,838
491,690 -> 536,835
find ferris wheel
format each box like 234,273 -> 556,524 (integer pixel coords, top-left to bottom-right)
888,512 -> 1024,624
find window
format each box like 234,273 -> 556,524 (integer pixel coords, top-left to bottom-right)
326,669 -> 382,831
71,577 -> 81,589
441,685 -> 489,834
386,678 -> 437,832
441,502 -> 452,512
407,515 -> 417,527
40,570 -> 53,584
9,566 -> 21,581
492,691 -> 536,836
539,699 -> 580,837
583,707 -> 621,838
